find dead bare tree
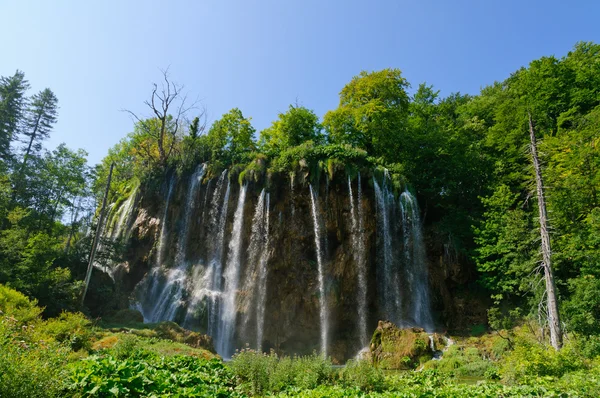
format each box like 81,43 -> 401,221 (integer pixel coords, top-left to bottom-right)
528,112 -> 563,350
123,68 -> 200,167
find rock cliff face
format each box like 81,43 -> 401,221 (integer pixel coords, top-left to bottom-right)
104,165 -> 486,362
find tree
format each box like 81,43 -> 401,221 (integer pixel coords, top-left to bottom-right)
124,69 -> 196,168
528,113 -> 562,350
207,108 -> 256,164
323,69 -> 410,160
0,70 -> 29,162
259,104 -> 323,154
19,88 -> 58,172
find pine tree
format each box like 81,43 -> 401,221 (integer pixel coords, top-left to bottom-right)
0,70 -> 29,162
19,88 -> 58,172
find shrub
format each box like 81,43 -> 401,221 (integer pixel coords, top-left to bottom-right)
230,349 -> 334,395
110,334 -> 144,359
42,312 -> 92,351
500,340 -> 586,383
340,359 -> 384,392
0,311 -> 71,397
0,283 -> 42,324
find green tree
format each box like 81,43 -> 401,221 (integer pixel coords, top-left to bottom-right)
259,104 -> 323,155
0,70 -> 29,162
323,69 -> 409,160
207,108 -> 256,164
19,88 -> 58,174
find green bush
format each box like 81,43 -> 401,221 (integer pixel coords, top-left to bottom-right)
500,340 -> 586,383
230,349 -> 334,395
339,359 -> 384,392
0,283 -> 42,325
42,312 -> 93,351
110,334 -> 144,359
0,312 -> 71,397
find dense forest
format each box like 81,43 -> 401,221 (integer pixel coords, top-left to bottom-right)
1,42 -> 600,396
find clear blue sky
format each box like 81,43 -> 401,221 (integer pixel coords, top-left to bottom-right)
1,0 -> 599,165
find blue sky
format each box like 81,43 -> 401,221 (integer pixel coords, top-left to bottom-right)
1,0 -> 599,165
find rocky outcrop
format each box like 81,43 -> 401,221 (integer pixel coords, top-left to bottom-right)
103,166 -> 486,362
369,321 -> 444,369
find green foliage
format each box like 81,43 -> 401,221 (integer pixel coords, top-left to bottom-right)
207,108 -> 256,166
564,275 -> 600,335
0,282 -> 43,324
260,105 -> 324,155
230,349 -> 334,395
0,209 -> 83,316
473,184 -> 537,305
500,340 -> 586,384
324,69 -> 409,161
0,70 -> 29,161
66,354 -> 241,397
43,312 -> 92,352
339,359 -> 385,392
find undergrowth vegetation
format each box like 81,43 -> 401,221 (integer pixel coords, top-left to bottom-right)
2,283 -> 600,397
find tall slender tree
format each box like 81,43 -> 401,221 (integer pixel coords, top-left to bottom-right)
19,88 -> 58,172
0,70 -> 29,162
529,112 -> 563,350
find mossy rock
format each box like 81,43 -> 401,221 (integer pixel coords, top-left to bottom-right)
370,320 -> 433,369
153,321 -> 215,353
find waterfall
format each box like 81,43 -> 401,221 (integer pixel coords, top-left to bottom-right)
374,176 -> 400,324
218,183 -> 248,358
176,163 -> 206,264
240,189 -> 271,350
255,193 -> 270,351
157,176 -> 176,267
207,171 -> 230,338
348,175 -> 368,346
133,175 -> 187,323
400,190 -> 433,331
111,187 -> 137,241
309,185 -> 328,357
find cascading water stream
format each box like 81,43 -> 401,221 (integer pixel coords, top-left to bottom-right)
176,163 -> 206,264
207,171 -> 230,338
111,187 -> 137,241
218,183 -> 248,358
157,176 -> 176,267
134,175 -> 183,323
309,184 -> 328,357
400,190 -> 433,331
239,190 -> 271,350
255,193 -> 270,351
374,177 -> 398,323
348,175 -> 368,347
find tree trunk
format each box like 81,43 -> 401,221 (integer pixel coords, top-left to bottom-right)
65,197 -> 82,254
529,112 -> 563,350
81,162 -> 114,307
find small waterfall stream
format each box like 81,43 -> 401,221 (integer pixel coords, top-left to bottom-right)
176,163 -> 206,264
207,171 -> 230,339
240,189 -> 271,350
400,191 -> 433,331
309,184 -> 328,357
110,187 -> 137,241
348,175 -> 368,347
218,183 -> 248,358
255,192 -> 270,351
157,175 -> 176,267
374,175 -> 401,324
